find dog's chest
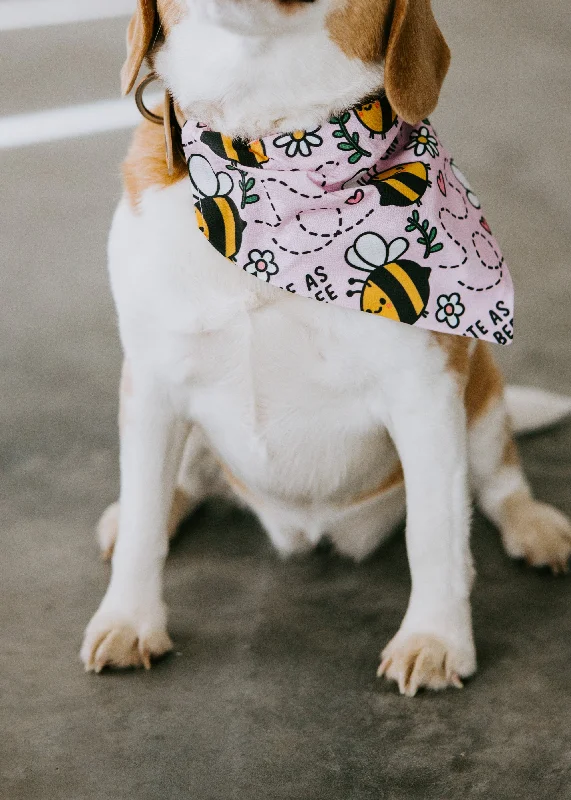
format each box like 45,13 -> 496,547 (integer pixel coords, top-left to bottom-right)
108,180 -> 443,495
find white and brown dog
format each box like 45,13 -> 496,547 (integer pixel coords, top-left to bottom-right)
81,0 -> 571,695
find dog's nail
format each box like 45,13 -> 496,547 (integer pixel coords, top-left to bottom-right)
377,658 -> 390,677
141,647 -> 152,670
451,674 -> 464,689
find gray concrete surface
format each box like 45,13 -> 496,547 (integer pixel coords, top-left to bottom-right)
1,3 -> 570,798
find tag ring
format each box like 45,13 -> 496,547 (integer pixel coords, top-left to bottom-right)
135,72 -> 164,125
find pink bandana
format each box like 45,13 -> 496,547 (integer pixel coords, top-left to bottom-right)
181,95 -> 514,345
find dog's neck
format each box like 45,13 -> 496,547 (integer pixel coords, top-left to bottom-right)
154,8 -> 385,140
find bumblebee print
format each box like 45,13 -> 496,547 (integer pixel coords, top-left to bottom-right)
200,131 -> 269,168
180,97 -> 515,345
346,233 -> 431,324
188,154 -> 246,261
354,95 -> 397,138
371,161 -> 431,207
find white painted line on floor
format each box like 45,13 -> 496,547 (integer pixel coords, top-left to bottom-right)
0,95 -> 162,150
0,0 -> 135,31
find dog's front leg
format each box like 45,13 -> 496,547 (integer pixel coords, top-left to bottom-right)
378,366 -> 476,696
81,368 -> 187,672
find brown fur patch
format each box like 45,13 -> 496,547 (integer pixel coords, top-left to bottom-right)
157,0 -> 186,33
502,437 -> 520,467
327,0 -> 390,62
464,341 -> 505,424
383,0 -> 450,123
121,0 -> 158,96
274,0 -> 314,16
123,109 -> 187,210
432,335 -> 508,430
329,0 -> 450,124
121,1 -> 186,95
431,332 -> 471,381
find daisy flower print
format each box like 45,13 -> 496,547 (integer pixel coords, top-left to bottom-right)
273,129 -> 323,158
406,125 -> 439,158
244,249 -> 279,282
436,293 -> 466,329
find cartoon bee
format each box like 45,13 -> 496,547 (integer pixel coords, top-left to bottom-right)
200,131 -> 269,168
354,95 -> 397,138
346,233 -> 431,324
188,154 -> 246,261
371,161 -> 431,207
450,159 -> 481,209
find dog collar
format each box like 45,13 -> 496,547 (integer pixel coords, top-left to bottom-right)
181,96 -> 514,345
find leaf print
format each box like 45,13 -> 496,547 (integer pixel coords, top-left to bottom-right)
406,212 -> 444,259
330,114 -> 372,164
231,166 -> 260,209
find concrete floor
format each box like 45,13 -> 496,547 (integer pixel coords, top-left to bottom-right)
1,3 -> 571,798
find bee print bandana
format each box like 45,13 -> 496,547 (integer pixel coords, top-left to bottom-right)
181,96 -> 515,345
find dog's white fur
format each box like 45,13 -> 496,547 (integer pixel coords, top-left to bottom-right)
81,0 -> 571,694
156,0 -> 384,138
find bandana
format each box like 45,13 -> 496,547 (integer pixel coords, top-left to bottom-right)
181,95 -> 514,345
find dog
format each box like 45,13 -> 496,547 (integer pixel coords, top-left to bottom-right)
81,0 -> 571,696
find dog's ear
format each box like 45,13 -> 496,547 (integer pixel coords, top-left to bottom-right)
121,0 -> 158,96
383,0 -> 450,125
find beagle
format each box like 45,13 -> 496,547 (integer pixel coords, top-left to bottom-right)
81,0 -> 571,696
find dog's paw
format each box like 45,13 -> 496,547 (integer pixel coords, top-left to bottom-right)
378,633 -> 476,697
81,610 -> 173,673
502,495 -> 571,575
96,489 -> 193,562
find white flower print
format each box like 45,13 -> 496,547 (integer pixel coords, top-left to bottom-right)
405,125 -> 439,158
273,129 -> 323,158
436,293 -> 466,329
244,249 -> 279,282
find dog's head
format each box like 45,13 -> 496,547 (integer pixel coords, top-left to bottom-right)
122,0 -> 450,125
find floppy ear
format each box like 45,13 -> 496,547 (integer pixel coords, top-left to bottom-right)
383,0 -> 450,125
121,0 -> 158,96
